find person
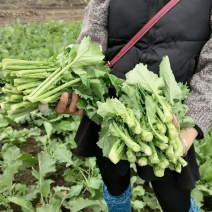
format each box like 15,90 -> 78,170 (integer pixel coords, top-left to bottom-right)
55,0 -> 212,211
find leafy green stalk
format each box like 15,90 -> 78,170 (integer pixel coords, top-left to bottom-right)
153,165 -> 165,177
108,139 -> 125,164
109,122 -> 141,152
126,148 -> 137,163
153,139 -> 169,150
148,142 -> 160,164
175,162 -> 182,173
137,157 -> 148,166
17,81 -> 41,92
135,138 -> 152,156
145,95 -> 169,143
28,78 -> 81,103
158,152 -> 169,169
177,157 -> 188,167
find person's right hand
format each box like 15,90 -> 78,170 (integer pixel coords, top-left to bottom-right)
55,92 -> 84,116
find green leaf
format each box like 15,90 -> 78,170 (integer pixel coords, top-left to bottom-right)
125,63 -> 165,94
0,114 -> 9,128
191,188 -> 204,208
41,179 -> 53,197
0,160 -> 22,189
97,98 -> 138,129
97,128 -> 116,157
145,95 -> 157,124
37,152 -> 56,178
199,161 -> 212,182
31,170 -> 40,180
90,78 -> 107,101
18,153 -> 38,169
53,120 -> 72,131
159,56 -> 182,104
132,185 -> 145,197
8,197 -> 34,212
44,121 -> 53,138
86,158 -> 97,170
2,145 -> 21,163
86,177 -> 102,190
36,197 -> 62,212
69,185 -> 83,197
108,74 -> 124,96
54,145 -> 73,167
72,37 -> 105,68
67,198 -> 105,212
143,193 -> 160,210
132,200 -> 145,210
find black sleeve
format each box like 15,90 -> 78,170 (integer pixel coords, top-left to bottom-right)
194,124 -> 204,140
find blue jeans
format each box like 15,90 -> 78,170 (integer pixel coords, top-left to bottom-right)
103,183 -> 199,212
189,198 -> 199,212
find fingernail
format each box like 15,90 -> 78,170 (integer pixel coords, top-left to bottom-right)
62,92 -> 68,100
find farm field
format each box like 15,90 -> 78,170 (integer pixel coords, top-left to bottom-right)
0,1 -> 212,212
0,0 -> 86,25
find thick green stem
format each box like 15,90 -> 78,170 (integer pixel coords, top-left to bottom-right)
17,82 -> 41,92
11,68 -> 56,76
8,106 -> 38,118
28,78 -> 80,103
40,92 -> 63,104
14,78 -> 42,85
16,73 -> 51,79
27,66 -> 62,98
10,101 -> 38,112
4,65 -> 50,70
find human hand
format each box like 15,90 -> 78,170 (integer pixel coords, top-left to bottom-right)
180,128 -> 198,152
172,116 -> 198,155
55,92 -> 85,116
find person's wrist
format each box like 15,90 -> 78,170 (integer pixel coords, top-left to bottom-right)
180,136 -> 189,156
180,127 -> 198,155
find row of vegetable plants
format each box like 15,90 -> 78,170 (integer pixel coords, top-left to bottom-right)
0,21 -> 211,212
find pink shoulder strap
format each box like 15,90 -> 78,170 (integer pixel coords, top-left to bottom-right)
106,0 -> 180,67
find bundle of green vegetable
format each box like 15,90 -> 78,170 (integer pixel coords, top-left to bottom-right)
97,56 -> 194,177
1,37 -> 111,123
1,36 -> 194,177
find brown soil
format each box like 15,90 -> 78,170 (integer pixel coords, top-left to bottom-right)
0,0 -> 86,25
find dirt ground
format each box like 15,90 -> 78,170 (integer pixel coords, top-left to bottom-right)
0,0 -> 87,25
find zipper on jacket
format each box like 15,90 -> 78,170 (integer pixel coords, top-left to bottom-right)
141,0 -> 158,62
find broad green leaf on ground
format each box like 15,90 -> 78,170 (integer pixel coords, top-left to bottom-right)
1,145 -> 21,163
40,179 -> 54,198
132,200 -> 145,211
0,160 -> 22,189
54,145 -> 73,167
8,197 -> 34,212
36,152 -> 56,178
0,114 -> 9,128
68,185 -> 83,197
86,177 -> 102,190
18,153 -> 38,169
199,161 -> 212,182
66,198 -> 106,212
132,185 -> 145,197
142,193 -> 160,210
36,197 -> 62,212
44,121 -> 53,138
191,188 -> 204,209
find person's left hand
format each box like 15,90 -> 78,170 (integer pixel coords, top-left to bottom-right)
180,128 -> 198,151
172,116 -> 198,154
